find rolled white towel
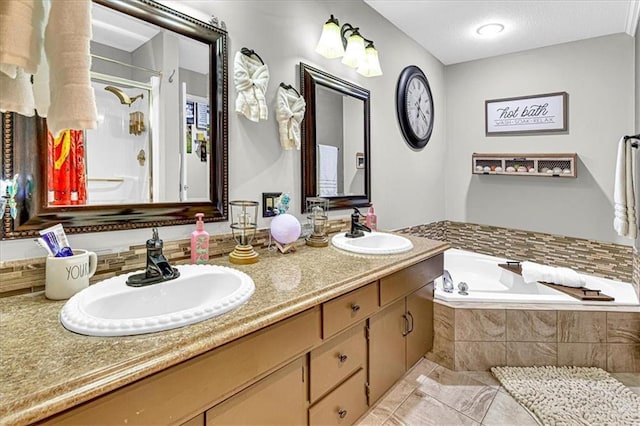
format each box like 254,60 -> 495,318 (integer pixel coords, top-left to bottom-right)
521,261 -> 585,288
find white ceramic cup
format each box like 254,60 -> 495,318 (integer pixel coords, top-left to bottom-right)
45,249 -> 98,300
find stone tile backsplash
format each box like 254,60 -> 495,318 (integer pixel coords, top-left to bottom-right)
1,218 -> 637,299
0,219 -> 352,297
400,221 -> 638,298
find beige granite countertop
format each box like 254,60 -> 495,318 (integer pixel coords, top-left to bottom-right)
0,234 -> 448,426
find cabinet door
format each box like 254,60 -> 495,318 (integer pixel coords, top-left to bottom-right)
205,357 -> 306,425
368,299 -> 406,404
406,284 -> 434,368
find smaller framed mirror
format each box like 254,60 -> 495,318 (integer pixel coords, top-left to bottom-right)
300,63 -> 371,212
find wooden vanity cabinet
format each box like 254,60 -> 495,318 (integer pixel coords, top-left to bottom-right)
205,356 -> 307,425
368,255 -> 442,404
41,252 -> 443,426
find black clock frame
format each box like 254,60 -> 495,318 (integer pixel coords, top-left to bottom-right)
396,65 -> 434,149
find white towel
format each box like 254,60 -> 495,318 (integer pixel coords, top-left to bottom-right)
234,51 -> 269,122
613,136 -> 637,239
318,144 -> 338,196
275,86 -> 305,150
0,0 -> 45,76
521,261 -> 585,288
44,0 -> 97,136
0,67 -> 35,115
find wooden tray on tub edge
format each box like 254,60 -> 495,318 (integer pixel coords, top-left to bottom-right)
497,263 -> 614,302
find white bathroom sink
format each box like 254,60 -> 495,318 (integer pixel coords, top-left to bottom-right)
331,231 -> 413,255
60,265 -> 255,337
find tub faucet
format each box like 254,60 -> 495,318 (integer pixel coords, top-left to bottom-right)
126,228 -> 180,287
442,270 -> 454,293
346,207 -> 371,238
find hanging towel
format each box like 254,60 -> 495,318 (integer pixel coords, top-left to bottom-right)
0,0 -> 45,115
521,261 -> 585,288
233,51 -> 269,122
44,0 -> 97,136
0,0 -> 45,77
614,136 -> 638,239
0,67 -> 35,115
318,144 -> 338,196
275,86 -> 305,150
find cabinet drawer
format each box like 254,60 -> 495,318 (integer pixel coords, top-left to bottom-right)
322,282 -> 378,338
309,369 -> 367,426
310,323 -> 366,402
379,254 -> 443,306
205,357 -> 306,425
44,307 -> 321,425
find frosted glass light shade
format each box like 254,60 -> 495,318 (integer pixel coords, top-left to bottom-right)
341,33 -> 365,68
315,21 -> 345,59
357,45 -> 383,77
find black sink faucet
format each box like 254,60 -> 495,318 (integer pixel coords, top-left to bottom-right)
126,228 -> 180,287
346,207 -> 371,238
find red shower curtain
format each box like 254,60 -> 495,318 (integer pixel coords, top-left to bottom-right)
47,130 -> 87,205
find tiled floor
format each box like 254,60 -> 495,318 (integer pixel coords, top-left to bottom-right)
355,358 -> 640,425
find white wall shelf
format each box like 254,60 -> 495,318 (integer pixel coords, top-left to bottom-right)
472,153 -> 577,178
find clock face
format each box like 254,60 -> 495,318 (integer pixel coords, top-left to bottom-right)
396,66 -> 434,149
405,76 -> 432,139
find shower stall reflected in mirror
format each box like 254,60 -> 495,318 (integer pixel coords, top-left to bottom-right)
47,55 -> 158,206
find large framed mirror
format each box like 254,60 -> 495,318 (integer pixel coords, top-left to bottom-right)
300,63 -> 371,212
1,0 -> 228,239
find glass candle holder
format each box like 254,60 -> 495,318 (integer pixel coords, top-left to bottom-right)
229,200 -> 259,264
305,197 -> 329,247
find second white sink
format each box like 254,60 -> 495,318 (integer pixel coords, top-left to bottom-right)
332,231 -> 413,255
60,264 -> 255,337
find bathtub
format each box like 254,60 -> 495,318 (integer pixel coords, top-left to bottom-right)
434,249 -> 639,306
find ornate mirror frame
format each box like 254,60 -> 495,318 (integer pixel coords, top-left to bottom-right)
299,63 -> 371,212
1,0 -> 228,240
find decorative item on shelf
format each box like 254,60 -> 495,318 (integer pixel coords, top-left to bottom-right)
229,200 -> 259,264
270,193 -> 301,254
396,65 -> 434,149
471,153 -> 577,178
0,176 -> 18,219
305,197 -> 329,247
315,14 -> 382,77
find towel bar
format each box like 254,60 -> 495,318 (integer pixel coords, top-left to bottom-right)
624,134 -> 640,148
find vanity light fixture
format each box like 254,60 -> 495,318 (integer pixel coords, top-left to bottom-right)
476,23 -> 505,36
315,14 -> 383,77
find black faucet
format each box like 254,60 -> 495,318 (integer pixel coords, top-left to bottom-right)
126,228 -> 180,287
345,207 -> 371,238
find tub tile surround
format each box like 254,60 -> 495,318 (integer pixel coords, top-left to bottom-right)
400,221 -> 637,298
429,308 -> 640,372
0,219 -> 353,297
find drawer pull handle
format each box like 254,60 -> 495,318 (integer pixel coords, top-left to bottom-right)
338,409 -> 348,419
351,303 -> 360,313
402,314 -> 410,336
338,353 -> 348,363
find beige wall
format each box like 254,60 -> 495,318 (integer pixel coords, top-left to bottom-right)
444,34 -> 635,245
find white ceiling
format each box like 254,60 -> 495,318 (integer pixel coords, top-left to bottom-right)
92,3 -> 209,75
364,0 -> 640,65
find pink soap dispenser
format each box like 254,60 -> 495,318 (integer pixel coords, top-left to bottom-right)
366,205 -> 377,231
191,213 -> 209,264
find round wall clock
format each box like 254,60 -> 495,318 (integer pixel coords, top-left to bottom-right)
396,65 -> 434,149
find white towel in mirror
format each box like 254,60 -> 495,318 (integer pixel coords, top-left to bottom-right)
318,144 -> 338,196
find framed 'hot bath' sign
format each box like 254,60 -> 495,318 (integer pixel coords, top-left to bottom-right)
485,92 -> 568,136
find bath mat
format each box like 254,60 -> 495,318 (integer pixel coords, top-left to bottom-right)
491,366 -> 640,425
